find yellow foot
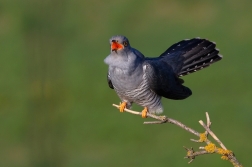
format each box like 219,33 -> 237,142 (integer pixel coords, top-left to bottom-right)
119,102 -> 127,112
141,107 -> 148,118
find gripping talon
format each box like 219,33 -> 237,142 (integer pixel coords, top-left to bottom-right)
141,107 -> 148,118
119,102 -> 127,112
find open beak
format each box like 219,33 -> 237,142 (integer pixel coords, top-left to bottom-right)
111,41 -> 123,52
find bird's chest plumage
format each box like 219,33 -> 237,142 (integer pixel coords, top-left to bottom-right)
109,66 -> 143,91
109,66 -> 160,108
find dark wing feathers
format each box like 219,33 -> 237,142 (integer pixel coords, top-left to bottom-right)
144,60 -> 192,100
107,73 -> 114,89
144,37 -> 222,100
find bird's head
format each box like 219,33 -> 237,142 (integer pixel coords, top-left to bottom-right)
105,35 -> 143,69
109,35 -> 131,54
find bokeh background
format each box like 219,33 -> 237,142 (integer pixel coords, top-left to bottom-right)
1,0 -> 251,167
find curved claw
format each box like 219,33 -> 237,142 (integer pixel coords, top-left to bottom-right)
141,107 -> 148,118
119,102 -> 127,112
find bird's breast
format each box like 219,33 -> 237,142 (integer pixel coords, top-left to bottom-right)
112,70 -> 162,114
110,66 -> 143,90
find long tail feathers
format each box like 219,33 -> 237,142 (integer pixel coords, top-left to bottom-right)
158,38 -> 222,77
178,39 -> 222,76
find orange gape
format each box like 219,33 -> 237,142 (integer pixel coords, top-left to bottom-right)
111,42 -> 123,51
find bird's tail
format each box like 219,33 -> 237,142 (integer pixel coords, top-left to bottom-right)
159,38 -> 222,76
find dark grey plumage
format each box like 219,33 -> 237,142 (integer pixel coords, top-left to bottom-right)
104,35 -> 222,114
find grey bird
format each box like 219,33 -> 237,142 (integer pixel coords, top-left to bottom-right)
104,35 -> 222,118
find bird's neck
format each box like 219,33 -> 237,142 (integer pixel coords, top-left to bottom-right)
105,51 -> 144,74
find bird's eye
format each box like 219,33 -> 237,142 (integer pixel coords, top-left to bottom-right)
123,41 -> 128,47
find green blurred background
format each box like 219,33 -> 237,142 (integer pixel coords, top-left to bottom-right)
1,0 -> 251,167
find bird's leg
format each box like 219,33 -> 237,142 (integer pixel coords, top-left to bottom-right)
141,107 -> 148,118
119,102 -> 127,112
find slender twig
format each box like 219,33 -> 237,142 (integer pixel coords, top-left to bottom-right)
185,150 -> 210,160
112,104 -> 243,167
205,112 -> 211,136
184,146 -> 210,164
198,114 -> 241,166
199,120 -> 227,150
112,104 -> 199,136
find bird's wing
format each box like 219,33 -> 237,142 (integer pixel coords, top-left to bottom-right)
107,73 -> 114,89
143,59 -> 191,100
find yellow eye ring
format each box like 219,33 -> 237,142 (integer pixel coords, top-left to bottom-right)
123,41 -> 128,47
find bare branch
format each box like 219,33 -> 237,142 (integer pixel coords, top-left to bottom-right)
184,146 -> 210,163
199,120 -> 227,150
143,121 -> 167,124
205,112 -> 211,136
206,112 -> 211,128
112,104 -> 199,136
112,104 -> 243,167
